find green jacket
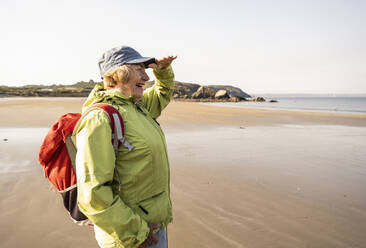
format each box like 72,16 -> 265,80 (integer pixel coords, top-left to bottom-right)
74,66 -> 174,248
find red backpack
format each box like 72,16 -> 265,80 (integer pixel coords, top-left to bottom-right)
38,103 -> 133,225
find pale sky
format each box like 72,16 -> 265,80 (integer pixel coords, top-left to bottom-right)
0,0 -> 365,94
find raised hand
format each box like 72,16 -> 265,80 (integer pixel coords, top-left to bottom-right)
149,55 -> 177,70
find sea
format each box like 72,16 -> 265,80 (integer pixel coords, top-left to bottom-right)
203,96 -> 366,114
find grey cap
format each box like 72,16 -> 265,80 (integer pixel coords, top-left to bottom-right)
98,46 -> 155,77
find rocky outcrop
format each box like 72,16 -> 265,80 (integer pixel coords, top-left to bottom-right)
229,96 -> 242,102
173,82 -> 200,98
192,86 -> 216,99
1,80 -> 260,102
215,90 -> 229,99
246,97 -> 279,103
207,85 -> 251,99
151,82 -> 252,101
255,97 -> 266,102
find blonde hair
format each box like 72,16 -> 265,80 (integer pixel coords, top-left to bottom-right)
103,65 -> 134,89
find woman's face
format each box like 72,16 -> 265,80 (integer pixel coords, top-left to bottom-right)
121,64 -> 149,101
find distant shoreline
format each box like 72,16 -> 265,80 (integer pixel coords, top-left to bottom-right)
2,95 -> 365,116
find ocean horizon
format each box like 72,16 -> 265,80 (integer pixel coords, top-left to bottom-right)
203,96 -> 366,114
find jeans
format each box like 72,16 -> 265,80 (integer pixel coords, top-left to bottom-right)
148,228 -> 167,248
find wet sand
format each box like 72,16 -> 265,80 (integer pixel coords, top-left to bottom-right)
0,98 -> 366,248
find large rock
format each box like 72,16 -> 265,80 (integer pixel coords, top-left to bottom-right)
192,86 -> 217,99
174,82 -> 200,98
229,96 -> 241,102
215,90 -> 229,99
145,81 -> 251,100
207,85 -> 251,99
255,97 -> 266,102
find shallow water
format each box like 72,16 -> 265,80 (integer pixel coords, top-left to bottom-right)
203,97 -> 366,114
1,125 -> 366,207
166,124 -> 366,207
0,128 -> 48,173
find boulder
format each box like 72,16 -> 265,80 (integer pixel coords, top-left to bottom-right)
173,82 -> 200,98
269,99 -> 278,103
229,96 -> 241,102
192,86 -> 216,99
215,90 -> 229,99
255,97 -> 266,102
207,85 -> 251,99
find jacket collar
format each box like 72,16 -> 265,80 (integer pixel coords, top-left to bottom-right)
82,83 -> 141,112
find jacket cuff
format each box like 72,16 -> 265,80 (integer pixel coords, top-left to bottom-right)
135,220 -> 150,247
114,220 -> 149,248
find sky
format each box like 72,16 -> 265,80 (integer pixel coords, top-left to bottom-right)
0,0 -> 365,94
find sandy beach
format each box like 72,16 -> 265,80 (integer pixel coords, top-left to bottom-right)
1,98 -> 366,248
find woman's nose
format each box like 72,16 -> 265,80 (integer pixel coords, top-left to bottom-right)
142,71 -> 149,81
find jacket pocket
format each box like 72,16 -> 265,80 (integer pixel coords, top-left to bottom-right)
134,190 -> 169,224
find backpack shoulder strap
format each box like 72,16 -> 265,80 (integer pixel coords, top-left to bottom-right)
85,103 -> 134,154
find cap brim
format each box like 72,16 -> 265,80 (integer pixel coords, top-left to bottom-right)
126,57 -> 156,68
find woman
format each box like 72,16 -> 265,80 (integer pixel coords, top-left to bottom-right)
74,45 -> 177,248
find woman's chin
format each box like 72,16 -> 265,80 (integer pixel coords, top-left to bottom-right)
133,88 -> 144,101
